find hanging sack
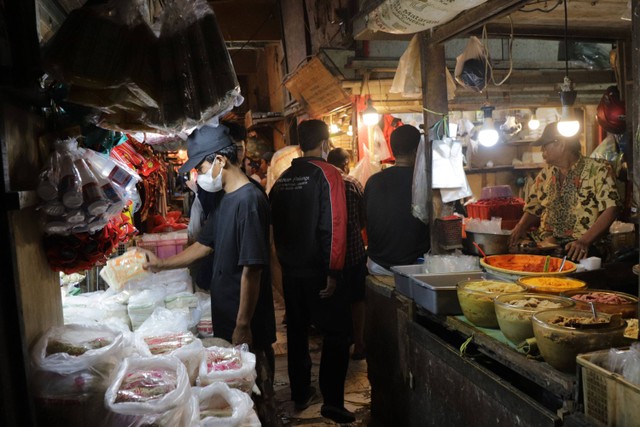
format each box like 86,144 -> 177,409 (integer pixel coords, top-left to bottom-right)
454,36 -> 491,92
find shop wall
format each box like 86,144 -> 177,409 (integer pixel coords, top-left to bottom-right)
2,104 -> 62,347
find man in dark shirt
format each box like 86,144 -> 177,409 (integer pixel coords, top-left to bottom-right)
144,124 -> 278,424
364,125 -> 430,274
327,147 -> 367,360
270,120 -> 355,424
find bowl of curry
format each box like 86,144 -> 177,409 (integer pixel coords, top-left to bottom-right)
480,254 -> 577,278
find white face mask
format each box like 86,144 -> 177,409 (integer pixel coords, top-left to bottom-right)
321,141 -> 330,160
197,159 -> 224,192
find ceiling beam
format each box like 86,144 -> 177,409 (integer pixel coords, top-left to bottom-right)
425,0 -> 529,44
471,23 -> 630,41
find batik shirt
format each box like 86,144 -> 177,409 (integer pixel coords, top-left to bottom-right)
525,156 -> 620,244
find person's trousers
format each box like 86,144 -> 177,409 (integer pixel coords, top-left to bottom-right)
282,273 -> 351,408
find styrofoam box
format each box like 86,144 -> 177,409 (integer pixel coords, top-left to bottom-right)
411,271 -> 484,314
578,349 -> 640,427
390,264 -> 427,299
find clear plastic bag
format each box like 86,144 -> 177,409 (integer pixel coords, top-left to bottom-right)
454,36 -> 490,92
134,307 -> 204,385
196,382 -> 253,427
412,137 -> 429,225
100,248 -> 151,292
390,34 -> 421,98
32,323 -> 125,376
105,355 -> 193,426
424,252 -> 480,273
198,345 -> 257,392
127,287 -> 168,331
349,145 -> 380,188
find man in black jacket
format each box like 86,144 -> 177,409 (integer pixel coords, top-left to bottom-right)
270,120 -> 355,424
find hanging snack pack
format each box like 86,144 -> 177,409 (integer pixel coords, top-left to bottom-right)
36,138 -> 140,236
155,0 -> 242,132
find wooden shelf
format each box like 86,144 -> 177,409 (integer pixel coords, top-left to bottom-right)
464,164 -> 544,174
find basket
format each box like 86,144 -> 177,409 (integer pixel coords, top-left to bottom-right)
434,216 -> 462,250
577,349 -> 640,426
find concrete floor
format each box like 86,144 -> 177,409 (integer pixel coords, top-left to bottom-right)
272,306 -> 372,426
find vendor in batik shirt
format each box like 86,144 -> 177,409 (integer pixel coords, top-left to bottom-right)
509,122 -> 620,261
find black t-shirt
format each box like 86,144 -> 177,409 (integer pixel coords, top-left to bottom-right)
364,166 -> 430,269
197,183 -> 276,347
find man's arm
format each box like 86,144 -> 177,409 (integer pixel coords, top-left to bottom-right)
565,206 -> 619,260
232,265 -> 263,346
142,241 -> 212,272
508,212 -> 540,246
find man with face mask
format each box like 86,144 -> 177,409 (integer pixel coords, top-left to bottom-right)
270,120 -> 354,424
143,124 -> 278,425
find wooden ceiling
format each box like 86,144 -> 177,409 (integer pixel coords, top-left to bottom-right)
355,0 -> 632,42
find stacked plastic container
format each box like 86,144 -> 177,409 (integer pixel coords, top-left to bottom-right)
466,185 -> 524,230
137,230 -> 189,259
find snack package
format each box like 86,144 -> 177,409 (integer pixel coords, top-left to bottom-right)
105,356 -> 192,426
32,324 -> 125,376
134,307 -> 204,383
100,248 -> 151,291
197,345 -> 256,392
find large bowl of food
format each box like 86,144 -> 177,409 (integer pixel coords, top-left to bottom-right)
456,279 -> 527,328
532,309 -> 626,372
494,293 -> 575,344
517,276 -> 587,295
480,254 -> 577,280
561,289 -> 638,319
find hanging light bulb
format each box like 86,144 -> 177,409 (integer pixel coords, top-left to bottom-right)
528,111 -> 540,130
478,105 -> 499,147
347,125 -> 353,136
362,99 -> 380,126
556,0 -> 580,137
329,123 -> 340,134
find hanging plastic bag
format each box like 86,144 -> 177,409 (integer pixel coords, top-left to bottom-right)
454,36 -> 490,92
411,136 -> 429,225
372,125 -> 392,162
349,145 -> 380,188
188,194 -> 205,242
432,139 -> 466,189
390,34 -> 421,98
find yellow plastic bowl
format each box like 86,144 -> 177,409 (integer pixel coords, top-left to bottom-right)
517,276 -> 587,295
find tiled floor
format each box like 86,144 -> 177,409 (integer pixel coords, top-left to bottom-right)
272,306 -> 372,426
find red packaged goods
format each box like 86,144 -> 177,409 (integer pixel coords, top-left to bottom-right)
144,332 -> 196,355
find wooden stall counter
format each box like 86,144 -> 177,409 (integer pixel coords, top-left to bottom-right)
365,274 -> 608,427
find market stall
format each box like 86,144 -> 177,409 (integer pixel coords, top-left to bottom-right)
365,253 -> 638,426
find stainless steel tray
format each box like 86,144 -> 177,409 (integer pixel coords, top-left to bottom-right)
412,271 -> 484,314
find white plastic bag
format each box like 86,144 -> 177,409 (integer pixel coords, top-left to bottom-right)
412,136 -> 429,225
196,382 -> 253,427
432,139 -> 465,189
454,36 -> 489,92
188,193 -> 205,243
105,355 -> 192,426
128,287 -> 168,330
32,323 -> 125,375
198,345 -> 257,392
135,307 -> 204,385
350,145 -> 380,188
390,34 -> 421,98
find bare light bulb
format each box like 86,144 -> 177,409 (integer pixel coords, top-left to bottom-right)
528,116 -> 540,130
478,106 -> 499,147
347,125 -> 353,136
362,99 -> 380,127
557,105 -> 580,137
329,124 -> 340,134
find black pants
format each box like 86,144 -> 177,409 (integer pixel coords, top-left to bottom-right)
282,273 -> 351,408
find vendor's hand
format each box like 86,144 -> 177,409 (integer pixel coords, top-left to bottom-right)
565,240 -> 589,261
319,276 -> 337,299
232,323 -> 252,347
132,247 -> 163,272
508,225 -> 526,247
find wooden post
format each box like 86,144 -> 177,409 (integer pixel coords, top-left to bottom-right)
632,0 -> 640,313
419,34 -> 448,254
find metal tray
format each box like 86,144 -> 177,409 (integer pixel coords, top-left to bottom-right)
390,264 -> 427,299
412,271 -> 484,314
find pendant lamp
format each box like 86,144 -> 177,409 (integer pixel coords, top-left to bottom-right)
557,0 -> 580,137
